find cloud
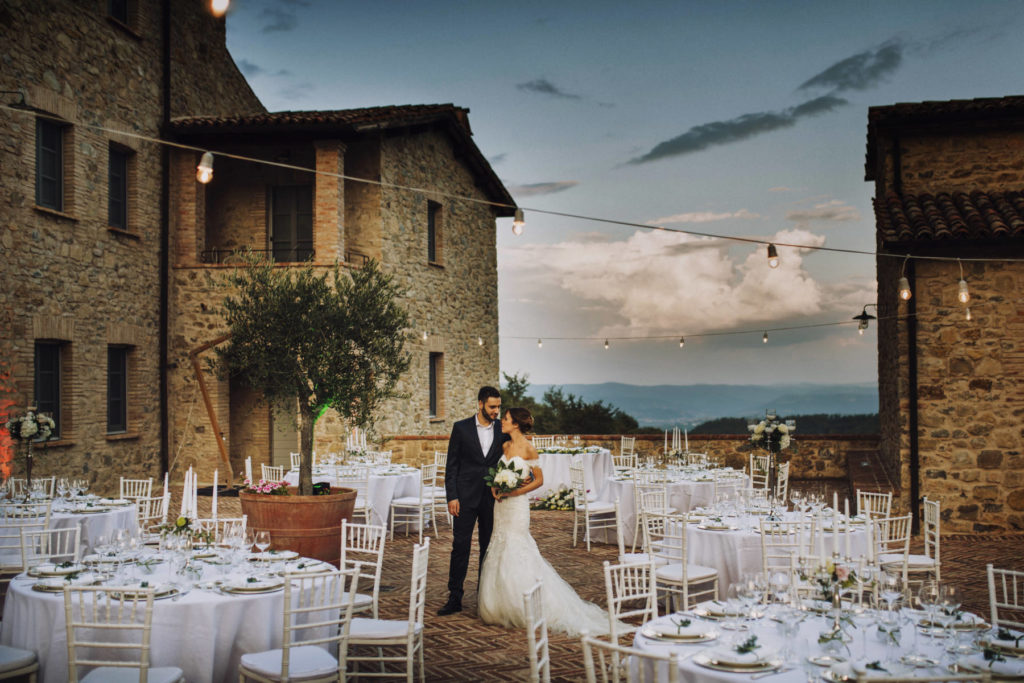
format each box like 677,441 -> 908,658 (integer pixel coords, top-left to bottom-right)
786,199 -> 860,223
628,95 -> 847,164
501,227 -> 852,338
516,78 -> 583,100
798,40 -> 904,92
278,81 -> 315,101
507,181 -> 579,197
647,209 -> 759,225
769,186 -> 796,193
261,7 -> 298,32
237,59 -> 264,77
489,153 -> 508,165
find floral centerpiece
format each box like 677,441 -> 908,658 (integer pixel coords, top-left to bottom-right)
748,412 -> 794,454
159,515 -> 214,546
3,407 -> 56,489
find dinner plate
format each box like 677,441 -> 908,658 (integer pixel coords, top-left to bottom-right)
697,524 -> 737,531
248,550 -> 299,561
221,579 -> 285,594
110,583 -> 180,600
693,653 -> 782,673
640,625 -> 718,643
281,559 -> 332,574
70,507 -> 111,514
97,498 -> 133,506
31,575 -> 101,592
29,563 -> 85,577
693,603 -> 745,618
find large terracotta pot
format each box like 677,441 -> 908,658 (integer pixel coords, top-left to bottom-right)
239,487 -> 356,566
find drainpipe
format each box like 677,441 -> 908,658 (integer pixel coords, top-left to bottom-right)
906,258 -> 920,534
158,0 -> 171,476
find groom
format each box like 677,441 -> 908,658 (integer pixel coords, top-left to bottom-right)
437,385 -> 510,615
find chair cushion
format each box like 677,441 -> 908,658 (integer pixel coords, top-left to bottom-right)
877,553 -> 909,566
82,667 -> 183,683
619,552 -> 668,566
240,645 -> 340,680
584,501 -> 616,513
0,645 -> 36,671
349,617 -> 423,641
656,563 -> 719,583
392,496 -> 431,506
904,554 -> 937,568
341,592 -> 374,610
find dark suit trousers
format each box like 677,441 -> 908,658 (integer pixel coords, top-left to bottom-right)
446,497 -> 494,601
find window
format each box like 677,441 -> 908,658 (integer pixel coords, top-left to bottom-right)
36,119 -> 63,211
108,145 -> 129,230
107,346 -> 128,433
428,352 -> 443,418
427,201 -> 441,263
34,342 -> 61,437
270,186 -> 314,262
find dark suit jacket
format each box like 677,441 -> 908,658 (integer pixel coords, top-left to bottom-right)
444,416 -> 510,508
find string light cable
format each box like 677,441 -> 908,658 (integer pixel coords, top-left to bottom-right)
5,103 -> 1024,266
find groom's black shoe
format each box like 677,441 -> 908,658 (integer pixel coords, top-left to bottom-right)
437,597 -> 462,615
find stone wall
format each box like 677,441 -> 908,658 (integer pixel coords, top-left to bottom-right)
381,433 -> 877,480
895,131 -> 1024,195
900,259 -> 1024,531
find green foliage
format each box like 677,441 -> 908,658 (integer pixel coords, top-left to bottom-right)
501,372 -> 640,434
216,254 -> 410,493
691,413 -> 879,435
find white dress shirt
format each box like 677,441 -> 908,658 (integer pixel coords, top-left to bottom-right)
476,416 -> 495,455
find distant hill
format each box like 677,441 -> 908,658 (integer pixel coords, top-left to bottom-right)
525,382 -> 878,429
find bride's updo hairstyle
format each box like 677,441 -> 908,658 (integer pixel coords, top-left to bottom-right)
507,407 -> 534,434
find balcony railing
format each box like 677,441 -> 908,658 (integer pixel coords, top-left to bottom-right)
198,247 -> 370,265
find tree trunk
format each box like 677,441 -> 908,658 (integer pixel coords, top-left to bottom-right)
298,404 -> 315,496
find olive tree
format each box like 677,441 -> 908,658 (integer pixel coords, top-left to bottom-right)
217,255 -> 410,494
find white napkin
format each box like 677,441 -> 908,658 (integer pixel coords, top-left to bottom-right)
36,573 -> 97,588
648,618 -> 709,639
961,653 -> 1024,677
707,645 -> 770,666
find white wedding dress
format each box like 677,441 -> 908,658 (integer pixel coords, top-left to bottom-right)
478,456 -> 618,636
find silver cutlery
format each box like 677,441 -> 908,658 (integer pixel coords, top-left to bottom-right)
751,665 -> 794,679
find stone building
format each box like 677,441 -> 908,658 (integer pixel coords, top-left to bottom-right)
166,108 -> 513,481
867,96 -> 1024,532
0,1 -> 512,487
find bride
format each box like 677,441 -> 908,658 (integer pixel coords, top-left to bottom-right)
478,407 -> 618,636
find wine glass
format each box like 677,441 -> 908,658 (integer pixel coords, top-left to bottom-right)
936,584 -> 962,656
879,571 -> 903,609
254,530 -> 271,556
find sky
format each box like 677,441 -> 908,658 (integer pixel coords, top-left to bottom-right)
224,0 -> 1023,386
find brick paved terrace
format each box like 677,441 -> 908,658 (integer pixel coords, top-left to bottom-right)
181,487 -> 1023,682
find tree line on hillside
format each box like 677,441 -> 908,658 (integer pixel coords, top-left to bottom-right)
690,414 -> 879,435
501,373 -> 650,435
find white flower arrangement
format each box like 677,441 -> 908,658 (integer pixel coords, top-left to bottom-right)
537,446 -> 601,455
4,409 -> 55,446
748,413 -> 795,453
530,486 -> 576,510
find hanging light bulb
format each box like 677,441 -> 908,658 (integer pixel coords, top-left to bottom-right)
679,336 -> 685,348
422,330 -> 428,341
477,336 -> 483,346
898,276 -> 912,301
512,208 -> 525,236
767,243 -> 780,269
852,306 -> 876,336
762,331 -> 768,344
604,339 -> 609,350
965,307 -> 972,321
537,339 -> 543,349
957,279 -> 970,303
210,0 -> 230,16
196,152 -> 214,184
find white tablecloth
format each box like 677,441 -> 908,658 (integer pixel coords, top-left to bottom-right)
0,503 -> 137,565
603,475 -> 720,546
532,448 -> 613,500
1,561 -> 292,683
633,602 -> 989,682
284,468 -> 420,528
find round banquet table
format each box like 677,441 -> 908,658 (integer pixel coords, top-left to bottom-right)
284,466 -> 420,528
0,501 -> 137,566
603,473 -> 723,546
631,601 -> 1010,683
0,556 -> 315,683
532,448 -> 614,500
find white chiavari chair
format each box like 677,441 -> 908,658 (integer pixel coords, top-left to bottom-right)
749,454 -> 770,490
603,560 -> 657,647
135,495 -> 166,544
238,568 -> 360,682
288,452 -> 301,472
20,526 -> 81,571
244,456 -> 254,483
336,465 -> 372,525
987,564 -> 1024,631
874,513 -> 913,584
432,451 -> 451,528
614,499 -> 662,567
64,585 -> 185,683
759,518 -> 806,577
905,496 -> 941,584
523,581 -> 551,683
194,516 -> 247,544
261,464 -> 285,482
630,481 -> 675,553
611,452 -> 637,474
340,519 -> 386,619
0,644 -> 37,682
119,477 -> 153,501
581,634 -> 681,683
1,502 -> 52,581
712,471 -> 742,504
644,511 -> 718,611
619,436 -> 636,458
372,450 -> 392,466
532,436 -> 554,449
570,461 -> 616,551
774,461 -> 790,501
346,538 -> 429,682
390,463 -> 438,543
857,490 -> 892,520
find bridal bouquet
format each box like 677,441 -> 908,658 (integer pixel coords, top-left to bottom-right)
484,456 -> 530,494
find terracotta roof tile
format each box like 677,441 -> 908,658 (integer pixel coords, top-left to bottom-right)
875,189 -> 1024,244
170,104 -> 471,134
